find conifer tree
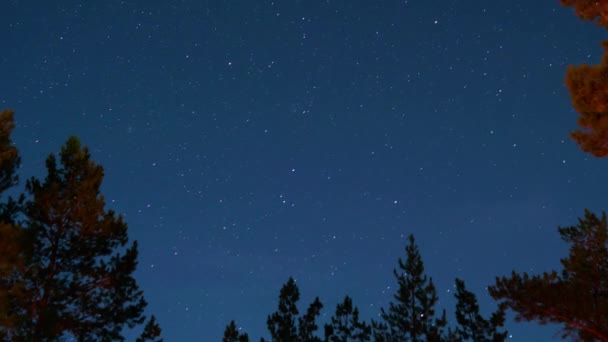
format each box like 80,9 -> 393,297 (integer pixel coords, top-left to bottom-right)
0,110 -> 19,195
0,131 -> 158,341
324,296 -> 371,342
453,279 -> 507,342
0,109 -> 23,341
299,297 -> 323,342
561,0 -> 608,29
373,234 -> 447,342
560,1 -> 608,157
266,277 -> 323,342
136,316 -> 163,342
223,320 -> 249,342
489,210 -> 608,341
564,42 -> 608,157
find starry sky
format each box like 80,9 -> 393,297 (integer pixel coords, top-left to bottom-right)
1,0 -> 606,340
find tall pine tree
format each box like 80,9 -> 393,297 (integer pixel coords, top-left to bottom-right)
489,210 -> 608,341
0,124 -> 160,341
373,234 -> 447,342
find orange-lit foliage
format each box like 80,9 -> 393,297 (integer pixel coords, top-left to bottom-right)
490,210 -> 608,342
561,0 -> 608,29
565,41 -> 608,157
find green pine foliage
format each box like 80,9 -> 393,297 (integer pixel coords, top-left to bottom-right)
489,210 -> 608,341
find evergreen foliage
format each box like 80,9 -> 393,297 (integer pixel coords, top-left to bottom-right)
324,296 -> 371,342
489,210 -> 608,341
136,316 -> 163,342
372,234 -> 447,342
453,279 -> 507,342
0,111 -> 160,341
564,41 -> 608,157
223,320 -> 249,342
560,1 -> 608,157
561,0 -> 608,29
266,277 -> 323,342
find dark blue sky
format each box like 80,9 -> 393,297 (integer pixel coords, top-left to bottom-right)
1,0 -> 606,340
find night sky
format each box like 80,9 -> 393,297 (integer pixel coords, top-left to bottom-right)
1,1 -> 606,340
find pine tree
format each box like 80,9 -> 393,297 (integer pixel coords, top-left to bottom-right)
489,210 -> 608,341
0,109 -> 22,342
136,316 -> 163,342
223,320 -> 249,342
266,277 -> 323,342
564,41 -> 608,157
0,134 -> 156,341
299,297 -> 323,342
324,296 -> 371,342
559,1 -> 608,157
453,279 -> 507,342
373,234 -> 447,342
0,110 -> 19,194
561,0 -> 608,29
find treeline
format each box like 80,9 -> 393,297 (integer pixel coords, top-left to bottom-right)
223,235 -> 507,342
224,210 -> 608,341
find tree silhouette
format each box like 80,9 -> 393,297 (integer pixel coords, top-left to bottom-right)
324,296 -> 371,342
373,234 -> 447,342
0,119 -> 160,341
266,277 -> 323,342
564,41 -> 608,157
223,320 -> 249,342
453,279 -> 507,342
0,109 -> 23,342
136,316 -> 163,342
560,1 -> 608,157
489,210 -> 608,341
0,110 -> 19,194
561,0 -> 608,29
299,297 -> 323,342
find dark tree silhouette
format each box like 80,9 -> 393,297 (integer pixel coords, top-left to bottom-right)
299,297 -> 323,342
324,296 -> 371,342
453,279 -> 507,342
0,109 -> 22,342
266,277 -> 323,342
223,320 -> 249,342
489,210 -> 608,341
136,316 -> 163,342
0,110 -> 19,194
0,122 -> 160,341
373,234 -> 447,342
